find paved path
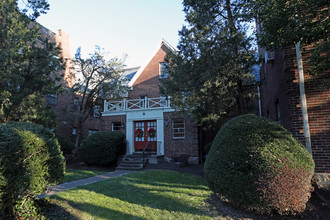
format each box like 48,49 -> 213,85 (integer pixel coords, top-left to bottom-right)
37,170 -> 135,198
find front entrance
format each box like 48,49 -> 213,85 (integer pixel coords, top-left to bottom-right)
134,120 -> 157,151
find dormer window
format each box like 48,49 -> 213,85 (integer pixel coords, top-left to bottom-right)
159,62 -> 169,79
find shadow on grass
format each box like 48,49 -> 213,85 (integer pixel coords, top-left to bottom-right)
48,199 -> 145,220
52,170 -> 210,218
36,198 -> 79,220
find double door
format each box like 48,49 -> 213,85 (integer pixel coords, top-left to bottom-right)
134,120 -> 157,150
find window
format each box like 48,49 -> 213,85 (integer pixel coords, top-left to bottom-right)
73,98 -> 79,111
159,62 -> 169,79
112,122 -> 122,131
172,118 -> 185,139
72,128 -> 77,135
266,50 -> 275,61
47,94 -> 57,105
93,105 -> 100,117
139,95 -> 147,108
88,129 -> 98,136
275,100 -> 281,124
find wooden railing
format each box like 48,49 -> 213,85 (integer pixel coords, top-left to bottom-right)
103,97 -> 171,113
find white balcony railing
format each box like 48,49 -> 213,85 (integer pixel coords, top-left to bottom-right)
103,97 -> 171,113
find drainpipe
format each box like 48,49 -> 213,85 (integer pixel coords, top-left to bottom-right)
257,84 -> 262,116
295,42 -> 312,155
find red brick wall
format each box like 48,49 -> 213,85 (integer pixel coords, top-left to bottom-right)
163,112 -> 199,158
101,115 -> 126,134
48,29 -> 102,141
129,44 -> 169,99
260,45 -> 330,173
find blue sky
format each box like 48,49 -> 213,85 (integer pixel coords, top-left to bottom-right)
36,0 -> 186,67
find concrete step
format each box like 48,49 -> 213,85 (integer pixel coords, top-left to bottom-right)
122,159 -> 143,163
116,165 -> 143,170
120,161 -> 143,166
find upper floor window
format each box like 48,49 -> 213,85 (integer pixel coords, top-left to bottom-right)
159,62 -> 169,79
73,98 -> 79,111
172,118 -> 185,139
265,50 -> 275,61
93,105 -> 100,117
47,94 -> 57,105
139,95 -> 147,108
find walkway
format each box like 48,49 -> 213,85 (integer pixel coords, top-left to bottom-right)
37,170 -> 135,198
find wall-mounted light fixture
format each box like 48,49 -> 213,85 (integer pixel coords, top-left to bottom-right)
165,120 -> 168,127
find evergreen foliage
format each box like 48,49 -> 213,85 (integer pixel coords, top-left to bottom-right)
0,121 -> 65,217
204,141 -> 213,155
57,135 -> 75,154
160,0 -> 257,127
204,114 -> 314,215
80,131 -> 126,166
0,0 -> 64,128
248,0 -> 329,82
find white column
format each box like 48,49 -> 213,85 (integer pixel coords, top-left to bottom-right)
126,120 -> 134,154
156,119 -> 164,155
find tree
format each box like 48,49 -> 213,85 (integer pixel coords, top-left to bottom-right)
72,47 -> 129,151
160,0 -> 257,127
0,0 -> 64,128
248,0 -> 329,80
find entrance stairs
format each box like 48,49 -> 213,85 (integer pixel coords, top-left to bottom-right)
116,152 -> 156,170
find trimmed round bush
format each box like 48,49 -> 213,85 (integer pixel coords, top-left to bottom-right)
0,122 -> 65,216
204,114 -> 314,215
204,141 -> 213,154
80,131 -> 126,166
56,135 -> 75,154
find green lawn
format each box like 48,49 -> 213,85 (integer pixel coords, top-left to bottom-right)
63,169 -> 108,183
50,170 -> 215,219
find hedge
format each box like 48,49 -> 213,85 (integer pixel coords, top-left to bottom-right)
80,131 -> 126,166
0,122 -> 65,217
204,114 -> 314,215
56,135 -> 75,154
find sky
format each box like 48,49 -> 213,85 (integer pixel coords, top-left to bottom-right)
35,0 -> 186,68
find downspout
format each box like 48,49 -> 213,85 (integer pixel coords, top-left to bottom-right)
257,84 -> 262,116
295,42 -> 312,154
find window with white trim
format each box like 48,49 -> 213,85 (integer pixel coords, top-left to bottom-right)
73,97 -> 79,111
172,118 -> 185,139
112,122 -> 122,132
47,94 -> 57,105
159,62 -> 169,79
93,105 -> 100,117
88,129 -> 98,136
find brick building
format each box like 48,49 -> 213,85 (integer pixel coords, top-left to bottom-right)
260,46 -> 330,173
42,27 -> 101,142
102,40 -> 200,163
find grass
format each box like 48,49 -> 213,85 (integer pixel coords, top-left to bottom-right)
63,169 -> 108,183
48,170 -> 215,219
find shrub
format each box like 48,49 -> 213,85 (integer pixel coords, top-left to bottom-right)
204,141 -> 213,154
80,131 -> 126,166
56,135 -> 75,154
204,114 -> 314,215
0,122 -> 65,217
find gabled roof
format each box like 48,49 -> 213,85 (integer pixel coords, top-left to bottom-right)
122,66 -> 140,80
128,39 -> 176,87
